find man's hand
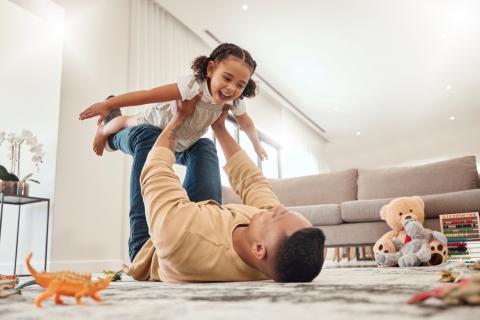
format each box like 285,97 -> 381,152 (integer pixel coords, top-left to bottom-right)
154,93 -> 203,152
79,101 -> 111,125
174,93 -> 202,121
211,105 -> 230,131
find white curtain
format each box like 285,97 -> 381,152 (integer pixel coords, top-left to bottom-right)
127,0 -> 329,176
129,0 -> 210,92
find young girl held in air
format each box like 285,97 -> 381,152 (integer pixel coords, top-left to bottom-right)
79,43 -> 267,160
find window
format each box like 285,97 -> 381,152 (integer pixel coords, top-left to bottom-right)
261,143 -> 280,179
212,114 -> 281,185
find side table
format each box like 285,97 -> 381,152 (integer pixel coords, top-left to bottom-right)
0,193 -> 50,276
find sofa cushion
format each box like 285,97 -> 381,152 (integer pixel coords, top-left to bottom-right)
288,204 -> 342,226
222,185 -> 242,204
341,189 -> 480,223
268,169 -> 358,206
357,156 -> 479,200
320,219 -> 440,247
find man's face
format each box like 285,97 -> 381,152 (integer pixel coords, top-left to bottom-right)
249,204 -> 312,251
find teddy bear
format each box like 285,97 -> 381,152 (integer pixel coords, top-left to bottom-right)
373,196 -> 449,266
375,215 -> 448,267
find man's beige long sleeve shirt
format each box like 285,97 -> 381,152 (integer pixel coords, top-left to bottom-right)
128,146 -> 280,282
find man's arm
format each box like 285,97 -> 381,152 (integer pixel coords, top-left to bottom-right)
139,95 -> 202,257
212,108 -> 279,209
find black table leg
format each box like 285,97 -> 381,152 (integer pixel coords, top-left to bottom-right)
44,200 -> 50,271
13,204 -> 21,275
0,193 -> 4,243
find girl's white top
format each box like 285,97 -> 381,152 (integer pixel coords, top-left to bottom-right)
137,74 -> 247,152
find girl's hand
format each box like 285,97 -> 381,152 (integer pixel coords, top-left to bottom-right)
211,105 -> 230,131
79,102 -> 110,125
255,144 -> 268,161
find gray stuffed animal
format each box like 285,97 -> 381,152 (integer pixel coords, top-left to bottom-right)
375,216 -> 448,267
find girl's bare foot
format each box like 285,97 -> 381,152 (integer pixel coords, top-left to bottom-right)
93,126 -> 108,156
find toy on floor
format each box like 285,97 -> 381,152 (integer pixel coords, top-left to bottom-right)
101,269 -> 124,282
0,274 -> 18,289
408,275 -> 480,305
467,260 -> 480,271
375,216 -> 448,267
26,252 -> 111,307
439,267 -> 463,283
373,196 -> 449,266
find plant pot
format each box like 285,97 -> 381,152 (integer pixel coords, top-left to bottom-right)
0,180 -> 18,195
0,180 -> 29,196
17,181 -> 29,197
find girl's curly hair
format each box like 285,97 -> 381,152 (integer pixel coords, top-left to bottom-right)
191,43 -> 257,99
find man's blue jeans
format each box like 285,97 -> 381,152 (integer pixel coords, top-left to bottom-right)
111,124 -> 222,261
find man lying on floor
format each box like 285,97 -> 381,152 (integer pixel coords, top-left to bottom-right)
127,95 -> 325,282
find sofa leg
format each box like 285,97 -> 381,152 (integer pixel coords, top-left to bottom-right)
333,248 -> 340,262
350,247 -> 356,261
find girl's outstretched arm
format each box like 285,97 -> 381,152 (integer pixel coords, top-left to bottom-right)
79,83 -> 182,123
235,112 -> 268,161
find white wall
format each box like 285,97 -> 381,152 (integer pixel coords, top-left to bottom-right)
325,123 -> 480,171
0,0 -> 63,273
51,0 -> 130,271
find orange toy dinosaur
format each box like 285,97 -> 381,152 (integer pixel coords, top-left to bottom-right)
25,252 -> 111,307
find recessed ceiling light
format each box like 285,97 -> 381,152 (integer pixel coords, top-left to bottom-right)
446,85 -> 452,91
356,131 -> 361,136
242,4 -> 248,11
450,116 -> 455,120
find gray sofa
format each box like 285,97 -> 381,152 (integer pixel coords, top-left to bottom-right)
222,156 -> 480,247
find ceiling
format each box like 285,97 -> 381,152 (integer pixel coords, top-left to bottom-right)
156,0 -> 480,142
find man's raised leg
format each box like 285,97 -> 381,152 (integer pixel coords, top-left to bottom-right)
110,124 -> 161,261
177,138 -> 222,203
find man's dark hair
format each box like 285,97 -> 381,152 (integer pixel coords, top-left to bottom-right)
274,228 -> 325,282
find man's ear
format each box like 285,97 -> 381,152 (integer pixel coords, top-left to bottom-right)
206,60 -> 216,78
251,242 -> 267,260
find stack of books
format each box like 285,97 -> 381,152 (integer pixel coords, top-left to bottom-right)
439,212 -> 480,264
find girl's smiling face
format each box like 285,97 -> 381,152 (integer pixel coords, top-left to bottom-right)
207,55 -> 253,104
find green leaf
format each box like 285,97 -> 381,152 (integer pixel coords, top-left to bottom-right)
5,173 -> 19,182
0,165 -> 9,180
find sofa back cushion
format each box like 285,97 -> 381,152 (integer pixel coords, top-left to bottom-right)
268,169 -> 358,206
222,185 -> 242,204
357,156 -> 479,200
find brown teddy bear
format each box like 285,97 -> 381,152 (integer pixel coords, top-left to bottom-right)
373,196 -> 449,266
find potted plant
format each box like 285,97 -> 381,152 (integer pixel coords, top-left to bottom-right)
0,130 -> 43,196
0,164 -> 19,195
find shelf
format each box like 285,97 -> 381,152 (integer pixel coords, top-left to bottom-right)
0,193 -> 49,205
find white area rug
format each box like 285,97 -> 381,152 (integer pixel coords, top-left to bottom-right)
1,264 -> 479,320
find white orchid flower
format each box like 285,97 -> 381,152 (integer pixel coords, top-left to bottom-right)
27,136 -> 38,146
21,129 -> 33,139
6,133 -> 15,142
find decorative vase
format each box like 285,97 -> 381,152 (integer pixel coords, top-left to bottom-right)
17,181 -> 29,197
0,180 -> 18,196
